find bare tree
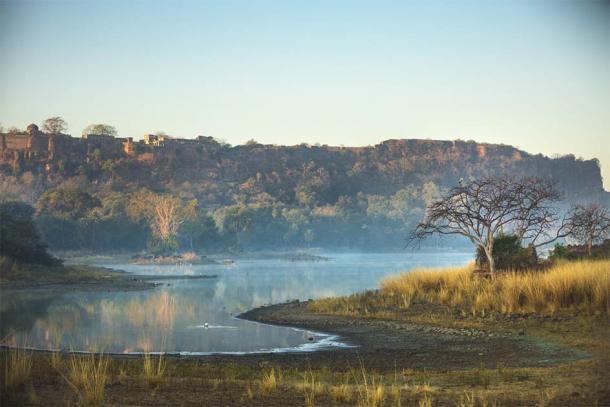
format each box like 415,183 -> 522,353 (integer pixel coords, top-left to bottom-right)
566,203 -> 610,256
42,117 -> 67,134
82,123 -> 117,137
127,190 -> 197,252
411,177 -> 569,274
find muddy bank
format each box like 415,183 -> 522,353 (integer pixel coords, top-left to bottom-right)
236,301 -> 587,372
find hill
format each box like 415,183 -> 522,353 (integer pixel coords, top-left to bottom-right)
1,126 -> 608,251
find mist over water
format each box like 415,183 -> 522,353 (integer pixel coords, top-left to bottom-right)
1,252 -> 471,354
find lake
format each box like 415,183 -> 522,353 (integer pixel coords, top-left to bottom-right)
0,252 -> 471,354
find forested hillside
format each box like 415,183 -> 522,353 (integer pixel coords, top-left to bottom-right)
1,135 -> 607,252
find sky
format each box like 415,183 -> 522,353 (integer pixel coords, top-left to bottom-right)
1,0 -> 609,188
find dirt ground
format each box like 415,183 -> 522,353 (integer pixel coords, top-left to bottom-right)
237,301 -> 586,372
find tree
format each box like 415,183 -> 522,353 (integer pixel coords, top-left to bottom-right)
42,117 -> 67,134
127,190 -> 195,254
567,203 -> 610,256
180,208 -> 220,251
82,123 -> 117,137
36,189 -> 101,220
412,177 -> 569,274
0,201 -> 59,265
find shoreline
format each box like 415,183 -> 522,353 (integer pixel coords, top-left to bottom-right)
2,298 -> 608,405
235,300 -> 589,371
0,268 -> 218,291
0,299 -> 590,370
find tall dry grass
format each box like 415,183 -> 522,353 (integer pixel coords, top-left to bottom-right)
3,348 -> 33,392
352,363 -> 386,407
311,260 -> 610,316
260,369 -> 276,394
142,353 -> 166,390
64,353 -> 109,406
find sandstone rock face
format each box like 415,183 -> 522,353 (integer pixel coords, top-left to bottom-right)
0,131 -> 607,205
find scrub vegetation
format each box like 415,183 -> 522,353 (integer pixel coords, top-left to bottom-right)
310,260 -> 610,317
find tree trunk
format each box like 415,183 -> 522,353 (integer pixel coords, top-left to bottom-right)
484,245 -> 496,274
587,236 -> 593,256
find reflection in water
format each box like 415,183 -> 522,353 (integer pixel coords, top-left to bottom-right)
0,291 -> 59,339
0,252 -> 471,354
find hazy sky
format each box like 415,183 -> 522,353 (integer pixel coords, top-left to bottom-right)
1,1 -> 609,188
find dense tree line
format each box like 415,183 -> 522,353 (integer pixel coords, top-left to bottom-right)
26,184 -> 439,252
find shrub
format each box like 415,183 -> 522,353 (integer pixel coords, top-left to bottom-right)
0,201 -> 60,266
476,234 -> 538,271
550,243 -> 568,260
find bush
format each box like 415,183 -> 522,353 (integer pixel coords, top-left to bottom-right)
0,201 -> 60,266
550,243 -> 568,260
476,234 -> 538,271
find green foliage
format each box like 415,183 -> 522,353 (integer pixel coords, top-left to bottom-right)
0,201 -> 59,265
26,182 -> 448,252
82,123 -> 117,137
179,209 -> 220,251
476,234 -> 538,271
37,189 -> 101,220
550,243 -> 568,260
550,241 -> 610,261
147,236 -> 179,255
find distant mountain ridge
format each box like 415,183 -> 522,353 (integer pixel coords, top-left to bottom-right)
1,128 -> 606,204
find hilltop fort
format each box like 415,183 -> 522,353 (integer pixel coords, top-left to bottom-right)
1,122 -> 607,206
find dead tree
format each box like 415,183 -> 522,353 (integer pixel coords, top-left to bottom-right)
566,203 -> 610,256
411,177 -> 569,274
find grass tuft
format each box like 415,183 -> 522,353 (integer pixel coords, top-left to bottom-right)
142,353 -> 166,390
64,353 -> 109,406
260,367 -> 278,394
302,370 -> 317,407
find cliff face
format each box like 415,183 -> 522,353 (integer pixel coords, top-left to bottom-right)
0,132 -> 607,206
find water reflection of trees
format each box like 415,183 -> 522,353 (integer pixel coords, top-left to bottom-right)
0,291 -> 59,339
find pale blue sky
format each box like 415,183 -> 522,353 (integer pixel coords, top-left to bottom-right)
1,1 -> 609,188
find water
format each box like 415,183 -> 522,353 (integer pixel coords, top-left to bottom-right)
0,252 -> 471,354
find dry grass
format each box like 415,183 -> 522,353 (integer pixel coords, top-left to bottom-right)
311,260 -> 610,316
418,393 -> 433,407
261,367 -> 278,394
64,353 -> 109,406
330,382 -> 352,404
142,353 -> 166,390
302,370 -> 317,407
3,348 -> 33,392
49,351 -> 62,371
353,364 -> 386,407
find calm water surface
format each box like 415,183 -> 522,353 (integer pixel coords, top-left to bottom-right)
0,252 -> 471,354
